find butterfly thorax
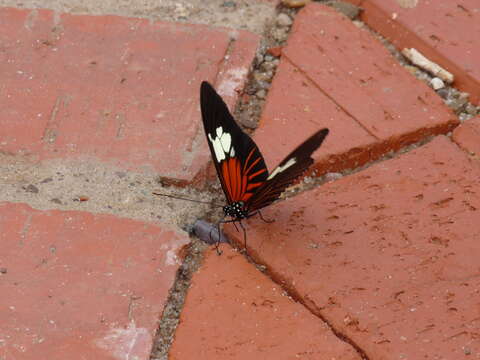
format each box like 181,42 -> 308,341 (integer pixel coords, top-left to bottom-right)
223,201 -> 249,220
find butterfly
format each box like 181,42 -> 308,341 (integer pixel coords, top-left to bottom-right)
200,81 -> 329,248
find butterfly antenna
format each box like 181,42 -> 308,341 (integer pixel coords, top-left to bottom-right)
152,192 -> 223,207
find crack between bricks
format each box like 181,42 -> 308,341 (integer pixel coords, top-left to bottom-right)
157,3 -> 477,359
149,238 -> 207,360
239,251 -> 372,360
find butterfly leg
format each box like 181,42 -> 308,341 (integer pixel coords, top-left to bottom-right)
232,220 -> 240,233
211,219 -> 226,256
236,219 -> 249,254
258,210 -> 275,224
211,217 -> 238,255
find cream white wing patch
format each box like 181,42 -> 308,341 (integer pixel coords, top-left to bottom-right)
208,126 -> 235,162
267,157 -> 296,180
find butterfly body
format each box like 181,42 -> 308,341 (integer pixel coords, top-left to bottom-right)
200,81 -> 329,227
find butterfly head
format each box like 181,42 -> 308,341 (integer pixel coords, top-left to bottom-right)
223,201 -> 248,220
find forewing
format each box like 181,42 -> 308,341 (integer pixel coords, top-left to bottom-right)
200,81 -> 269,204
246,128 -> 329,212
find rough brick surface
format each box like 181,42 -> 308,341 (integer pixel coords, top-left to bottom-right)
346,0 -> 480,103
0,7 -> 258,182
170,246 -> 361,360
0,202 -> 188,359
452,117 -> 480,156
254,4 -> 457,174
226,136 -> 480,359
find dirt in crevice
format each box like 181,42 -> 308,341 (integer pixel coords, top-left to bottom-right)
149,238 -> 208,360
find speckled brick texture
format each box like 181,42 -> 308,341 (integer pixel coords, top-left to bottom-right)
254,3 -> 457,174
170,246 -> 362,360
0,202 -> 188,359
0,7 -> 258,183
226,136 -> 480,359
452,116 -> 480,156
1,2 -> 479,360
346,0 -> 480,103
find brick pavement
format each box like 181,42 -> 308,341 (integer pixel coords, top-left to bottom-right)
345,0 -> 480,103
0,1 -> 479,359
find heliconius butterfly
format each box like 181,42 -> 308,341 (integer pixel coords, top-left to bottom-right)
200,81 -> 329,250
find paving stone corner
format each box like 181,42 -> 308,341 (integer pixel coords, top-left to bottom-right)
0,202 -> 189,359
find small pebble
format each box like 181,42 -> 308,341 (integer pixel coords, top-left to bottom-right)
459,113 -> 472,122
465,103 -> 478,116
458,92 -> 470,103
25,184 -> 39,193
253,71 -> 271,84
237,112 -> 258,129
40,177 -> 53,184
430,77 -> 444,90
327,1 -> 360,19
272,28 -> 288,42
264,54 -> 274,62
325,172 -> 343,182
282,0 -> 311,8
221,1 -> 236,8
276,13 -> 293,27
256,89 -> 267,99
436,88 -> 449,99
352,20 -> 364,28
0,268 -> 7,274
255,53 -> 264,64
446,98 -> 465,112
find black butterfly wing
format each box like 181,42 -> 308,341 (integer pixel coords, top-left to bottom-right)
200,81 -> 269,204
246,128 -> 329,213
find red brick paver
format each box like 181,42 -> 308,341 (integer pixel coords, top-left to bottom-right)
0,7 -> 258,183
254,3 -> 457,173
0,202 -> 188,359
170,246 -> 362,360
226,136 -> 480,359
346,0 -> 480,103
452,116 -> 480,156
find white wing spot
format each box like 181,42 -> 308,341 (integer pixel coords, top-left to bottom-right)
267,157 -> 296,180
220,132 -> 231,154
208,126 -> 233,162
208,133 -> 225,162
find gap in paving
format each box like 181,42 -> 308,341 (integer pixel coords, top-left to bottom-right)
283,134 -> 436,200
234,1 -> 364,132
223,136 -> 444,360
147,2 -> 479,358
355,12 -> 480,119
149,237 -> 208,360
0,154 -> 219,231
147,5 -> 299,358
266,0 -> 479,198
150,2 -> 480,359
